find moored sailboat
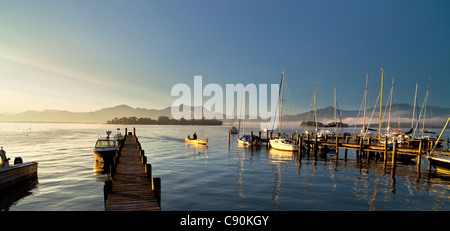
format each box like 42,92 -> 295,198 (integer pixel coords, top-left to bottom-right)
269,70 -> 299,152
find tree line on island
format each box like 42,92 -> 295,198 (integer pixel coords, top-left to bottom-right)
107,116 -> 223,125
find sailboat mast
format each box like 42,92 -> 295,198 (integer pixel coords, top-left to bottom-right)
378,68 -> 384,139
334,87 -> 337,132
422,78 -> 431,134
387,76 -> 395,132
279,70 -> 285,134
411,82 -> 418,129
314,82 -> 318,132
363,72 -> 369,132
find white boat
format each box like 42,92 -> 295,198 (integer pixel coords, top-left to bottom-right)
427,156 -> 450,172
0,147 -> 38,190
238,134 -> 260,146
185,137 -> 208,145
427,116 -> 450,172
269,138 -> 299,151
93,131 -> 119,163
269,70 -> 299,152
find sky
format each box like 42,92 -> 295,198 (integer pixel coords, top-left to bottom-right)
0,0 -> 449,115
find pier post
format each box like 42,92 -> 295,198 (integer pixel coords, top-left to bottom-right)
250,131 -> 253,146
145,163 -> 152,179
359,137 -> 363,154
417,140 -> 423,172
133,127 -> 136,136
228,130 -> 231,147
298,134 -> 303,155
103,180 -> 112,206
313,134 -> 318,155
335,136 -> 339,154
153,178 -> 161,207
447,138 -> 449,151
392,139 -> 398,167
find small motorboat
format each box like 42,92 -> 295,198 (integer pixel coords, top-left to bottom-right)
93,131 -> 119,163
0,147 -> 38,190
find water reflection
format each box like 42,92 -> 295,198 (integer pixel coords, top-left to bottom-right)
267,149 -> 298,210
0,179 -> 38,211
185,143 -> 208,162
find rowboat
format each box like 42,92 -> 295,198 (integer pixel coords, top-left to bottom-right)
185,137 -> 208,145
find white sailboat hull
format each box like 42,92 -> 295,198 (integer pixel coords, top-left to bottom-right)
269,139 -> 299,151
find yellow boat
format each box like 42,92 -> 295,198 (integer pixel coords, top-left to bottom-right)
185,137 -> 208,145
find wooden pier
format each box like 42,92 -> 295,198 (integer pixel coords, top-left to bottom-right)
104,128 -> 161,211
233,130 -> 450,172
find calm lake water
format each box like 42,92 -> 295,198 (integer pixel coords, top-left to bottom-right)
1,123 -> 449,211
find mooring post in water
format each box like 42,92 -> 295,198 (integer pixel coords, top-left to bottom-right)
103,180 -> 112,206
335,136 -> 339,154
250,131 -> 253,146
145,163 -> 152,179
298,134 -> 303,155
417,139 -> 423,172
228,130 -> 231,147
313,134 -> 318,155
392,139 -> 398,167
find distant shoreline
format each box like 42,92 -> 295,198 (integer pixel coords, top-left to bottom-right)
0,120 -> 446,129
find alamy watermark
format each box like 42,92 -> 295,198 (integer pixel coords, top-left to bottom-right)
171,76 -> 280,130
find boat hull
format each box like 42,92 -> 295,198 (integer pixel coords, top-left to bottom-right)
93,148 -> 117,163
269,139 -> 299,151
427,156 -> 450,172
185,138 -> 208,145
0,162 -> 38,190
237,139 -> 260,146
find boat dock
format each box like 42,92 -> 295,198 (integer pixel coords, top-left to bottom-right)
233,130 -> 450,172
103,129 -> 161,211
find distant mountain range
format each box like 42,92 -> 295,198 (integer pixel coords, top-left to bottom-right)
0,103 -> 449,127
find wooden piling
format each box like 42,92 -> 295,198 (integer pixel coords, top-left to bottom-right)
298,134 -> 303,155
417,140 -> 423,172
392,139 -> 398,167
335,136 -> 339,154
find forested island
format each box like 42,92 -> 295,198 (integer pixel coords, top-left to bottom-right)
107,116 -> 223,125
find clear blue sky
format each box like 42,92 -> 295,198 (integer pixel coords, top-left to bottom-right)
0,0 -> 449,115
